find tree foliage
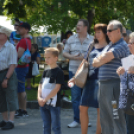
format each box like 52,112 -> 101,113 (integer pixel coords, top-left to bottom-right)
2,0 -> 134,34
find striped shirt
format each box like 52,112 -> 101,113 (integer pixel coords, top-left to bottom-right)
0,40 -> 17,71
63,34 -> 93,74
98,38 -> 130,81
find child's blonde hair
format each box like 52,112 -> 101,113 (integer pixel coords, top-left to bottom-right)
45,47 -> 59,57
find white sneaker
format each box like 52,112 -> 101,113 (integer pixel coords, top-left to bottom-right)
88,123 -> 92,127
68,121 -> 79,128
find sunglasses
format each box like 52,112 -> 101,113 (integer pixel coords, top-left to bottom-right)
14,24 -> 19,26
107,28 -> 117,33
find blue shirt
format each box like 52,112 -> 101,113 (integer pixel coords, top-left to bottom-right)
98,38 -> 130,81
31,52 -> 40,61
84,46 -> 104,80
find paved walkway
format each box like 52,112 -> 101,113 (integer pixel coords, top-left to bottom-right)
0,108 -> 97,134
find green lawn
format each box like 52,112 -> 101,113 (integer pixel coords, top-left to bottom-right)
26,75 -> 71,101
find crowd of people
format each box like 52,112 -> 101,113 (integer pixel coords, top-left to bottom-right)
0,18 -> 134,134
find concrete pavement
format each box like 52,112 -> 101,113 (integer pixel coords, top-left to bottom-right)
0,108 -> 97,134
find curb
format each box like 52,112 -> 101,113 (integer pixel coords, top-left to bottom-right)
27,99 -> 72,109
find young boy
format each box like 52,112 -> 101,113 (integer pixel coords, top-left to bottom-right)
38,47 -> 64,134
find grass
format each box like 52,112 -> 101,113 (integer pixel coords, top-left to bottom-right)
26,74 -> 71,101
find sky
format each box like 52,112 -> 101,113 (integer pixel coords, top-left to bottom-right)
0,15 -> 14,31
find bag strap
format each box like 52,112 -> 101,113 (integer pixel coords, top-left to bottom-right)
24,38 -> 29,50
85,43 -> 95,61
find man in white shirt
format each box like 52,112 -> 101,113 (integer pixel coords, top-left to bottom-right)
0,27 -> 18,130
63,19 -> 93,128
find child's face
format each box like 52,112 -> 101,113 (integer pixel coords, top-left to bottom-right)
45,51 -> 58,65
31,46 -> 37,53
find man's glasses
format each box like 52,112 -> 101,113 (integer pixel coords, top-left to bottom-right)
107,28 -> 118,33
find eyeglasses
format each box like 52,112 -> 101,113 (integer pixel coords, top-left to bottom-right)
122,33 -> 127,37
107,28 -> 118,33
128,42 -> 134,45
76,25 -> 83,27
14,24 -> 19,26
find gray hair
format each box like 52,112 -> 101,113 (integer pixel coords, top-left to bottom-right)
129,32 -> 134,39
108,20 -> 123,34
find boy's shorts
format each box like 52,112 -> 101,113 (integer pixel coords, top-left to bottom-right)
15,67 -> 29,93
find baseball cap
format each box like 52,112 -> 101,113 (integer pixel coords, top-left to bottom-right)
19,22 -> 31,31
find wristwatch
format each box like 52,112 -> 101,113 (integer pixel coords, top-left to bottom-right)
4,77 -> 9,80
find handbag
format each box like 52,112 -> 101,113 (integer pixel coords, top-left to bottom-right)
74,43 -> 95,88
32,62 -> 39,76
119,73 -> 134,115
18,39 -> 31,65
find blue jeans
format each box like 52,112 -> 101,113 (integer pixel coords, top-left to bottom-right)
69,71 -> 82,123
40,105 -> 61,134
125,114 -> 134,134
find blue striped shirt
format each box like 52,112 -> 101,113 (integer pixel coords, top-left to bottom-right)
98,38 -> 130,81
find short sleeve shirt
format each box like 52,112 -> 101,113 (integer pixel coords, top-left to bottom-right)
99,38 -> 130,81
40,67 -> 64,107
63,34 -> 93,74
16,38 -> 31,68
0,41 -> 17,71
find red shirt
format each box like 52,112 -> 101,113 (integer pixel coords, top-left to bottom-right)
16,38 -> 31,68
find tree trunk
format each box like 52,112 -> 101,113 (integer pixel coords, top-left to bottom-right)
87,8 -> 95,34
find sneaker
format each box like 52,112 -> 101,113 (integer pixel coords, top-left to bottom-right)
2,122 -> 14,130
15,109 -> 21,116
88,123 -> 92,127
15,110 -> 29,118
68,121 -> 79,128
0,120 -> 7,128
22,110 -> 29,117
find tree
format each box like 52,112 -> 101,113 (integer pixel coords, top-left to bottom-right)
0,0 -> 5,15
2,0 -> 134,34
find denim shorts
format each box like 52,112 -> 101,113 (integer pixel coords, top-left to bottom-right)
15,67 -> 29,93
80,79 -> 99,108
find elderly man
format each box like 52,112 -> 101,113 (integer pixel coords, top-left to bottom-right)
92,20 -> 130,134
0,27 -> 18,130
63,19 -> 93,128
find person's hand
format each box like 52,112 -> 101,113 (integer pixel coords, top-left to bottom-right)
38,97 -> 45,107
43,98 -> 47,104
116,66 -> 125,76
2,79 -> 8,88
68,77 -> 75,87
73,55 -> 84,60
92,57 -> 100,67
128,66 -> 134,74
